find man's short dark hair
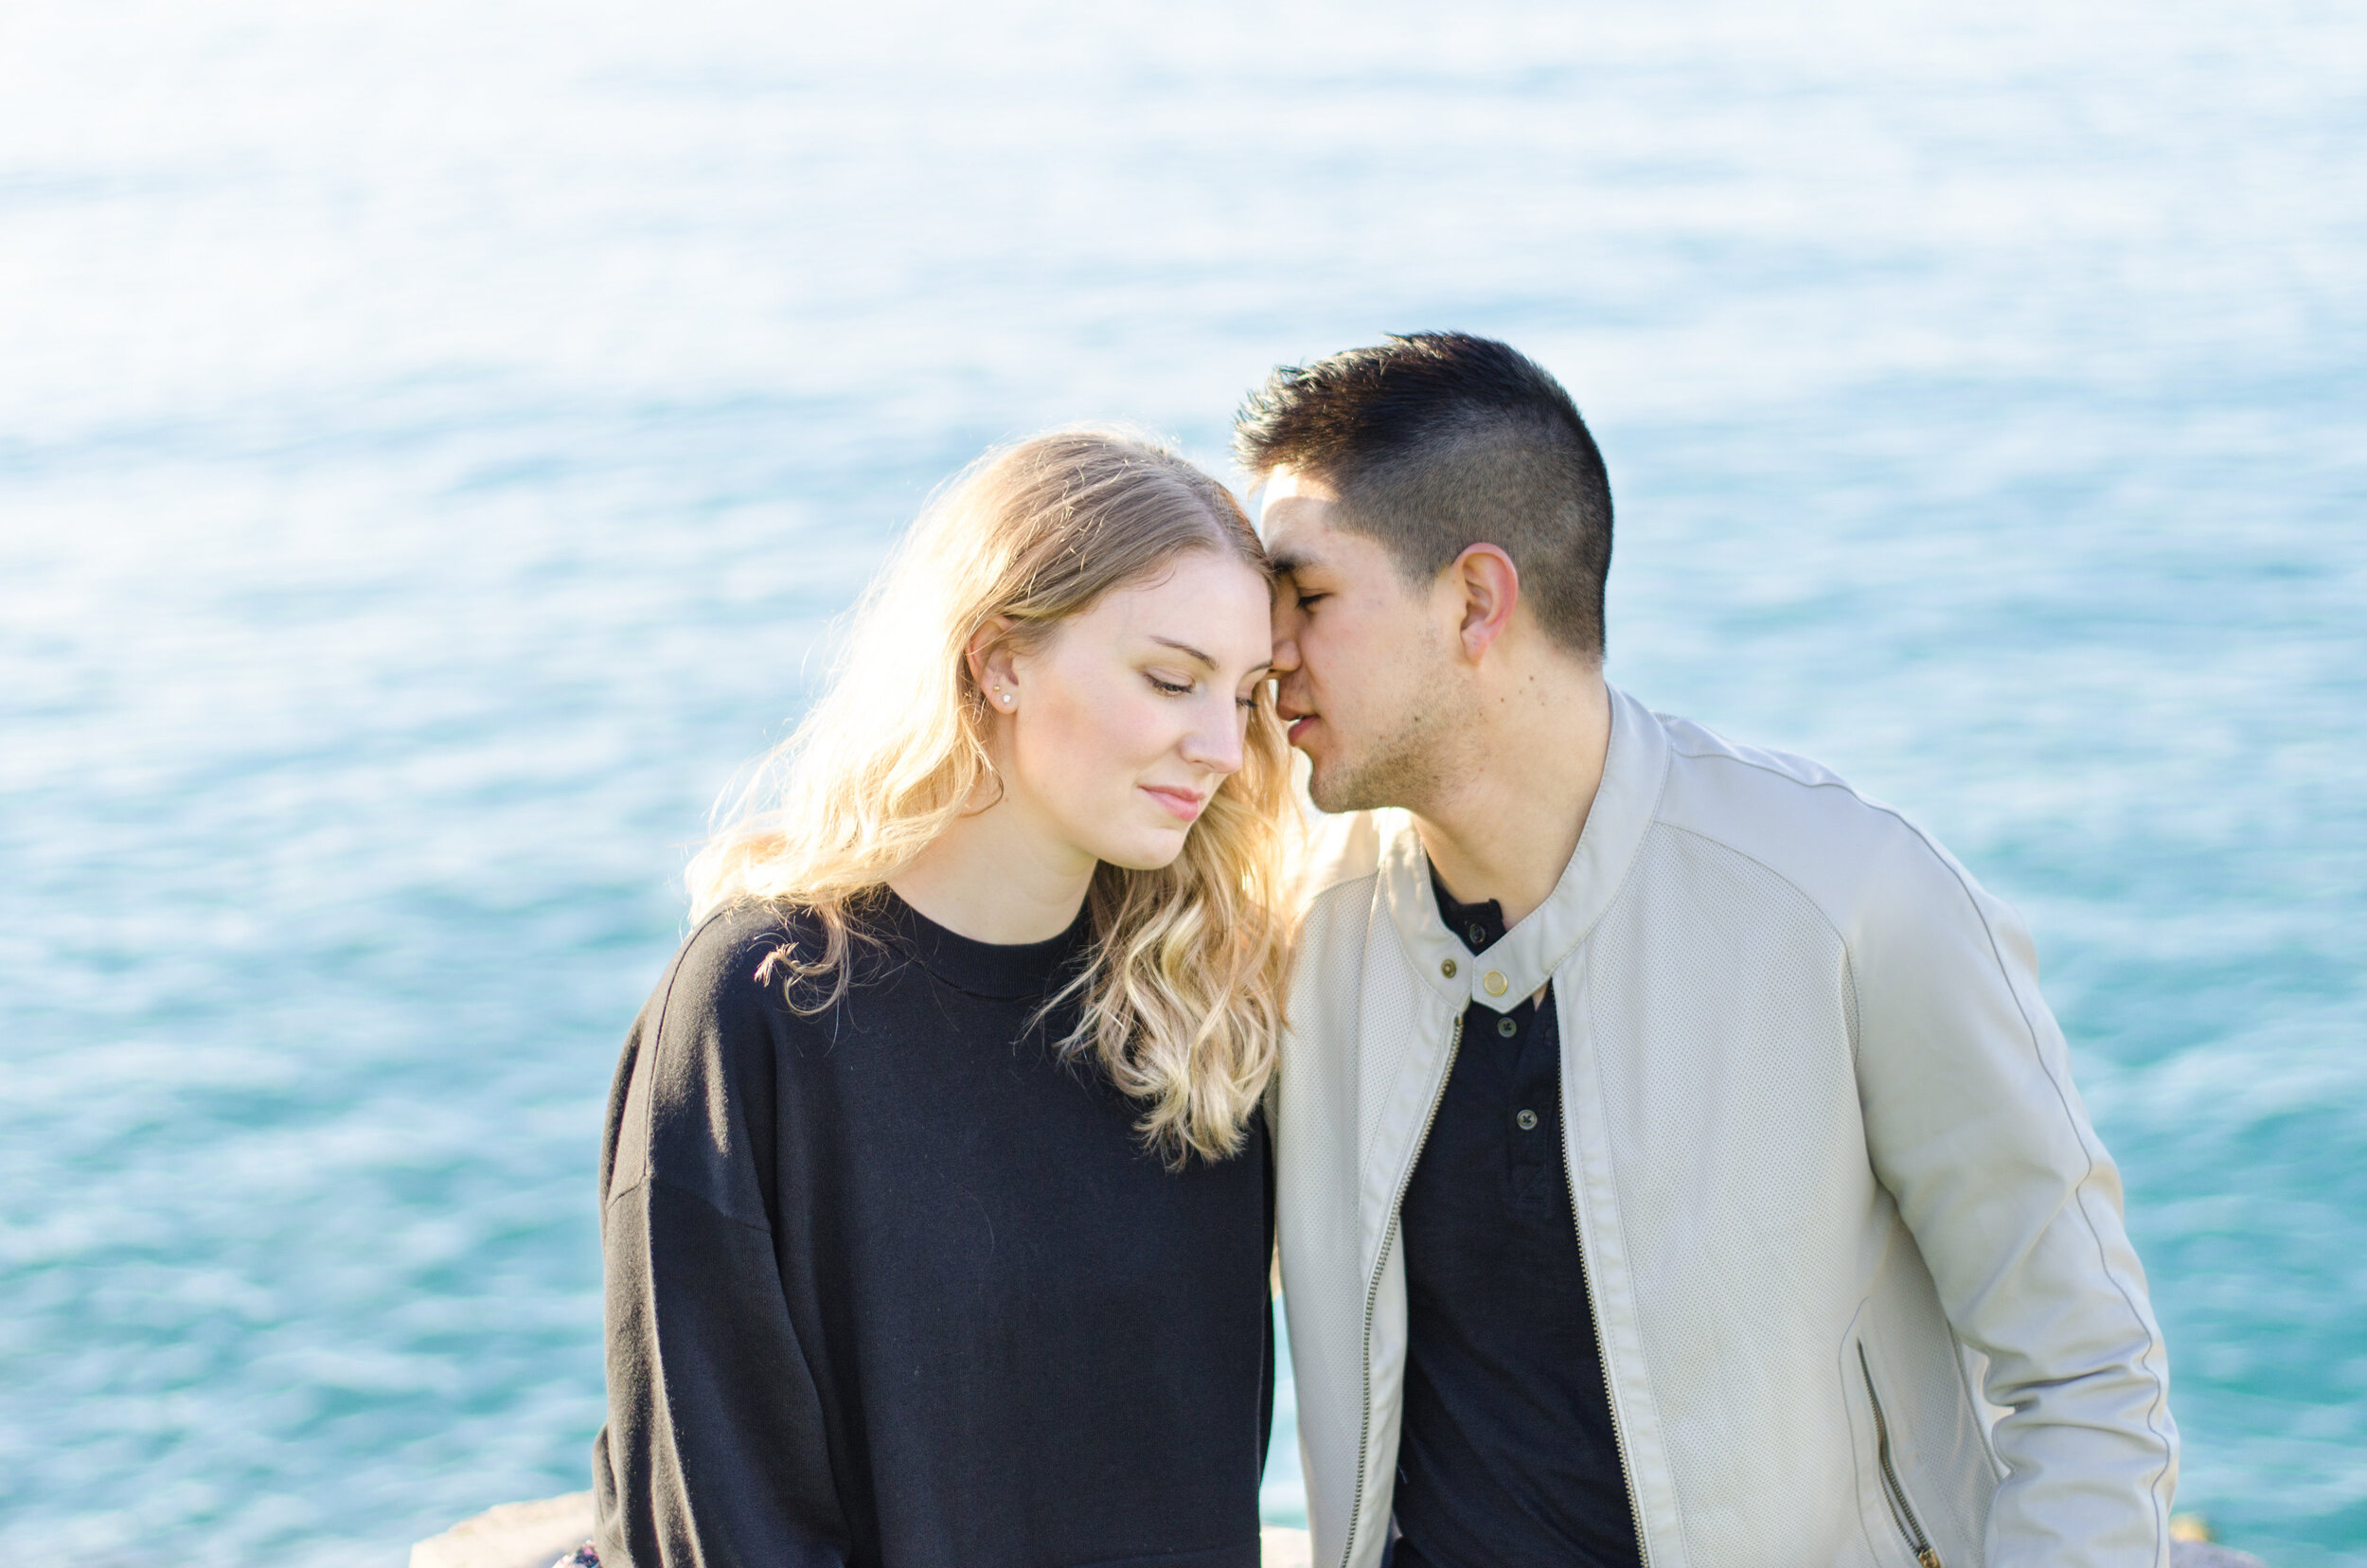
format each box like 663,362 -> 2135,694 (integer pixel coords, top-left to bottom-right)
1233,332 -> 1612,661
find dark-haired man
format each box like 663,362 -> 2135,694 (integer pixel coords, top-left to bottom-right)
1246,333 -> 2177,1568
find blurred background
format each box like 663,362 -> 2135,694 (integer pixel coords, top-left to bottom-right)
2,0 -> 2361,1563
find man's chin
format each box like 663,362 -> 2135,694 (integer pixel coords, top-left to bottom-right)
1305,740 -> 1443,816
1305,759 -> 1377,816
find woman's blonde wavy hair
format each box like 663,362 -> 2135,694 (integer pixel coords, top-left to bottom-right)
687,429 -> 1297,1167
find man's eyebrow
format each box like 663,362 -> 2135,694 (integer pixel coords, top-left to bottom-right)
1268,550 -> 1313,577
1150,635 -> 1272,675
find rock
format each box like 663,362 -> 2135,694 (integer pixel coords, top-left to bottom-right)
2173,1544 -> 2270,1568
412,1506 -> 2254,1568
411,1496 -> 1317,1568
409,1492 -> 592,1568
1260,1524 -> 1313,1567
1249,1532 -> 2264,1567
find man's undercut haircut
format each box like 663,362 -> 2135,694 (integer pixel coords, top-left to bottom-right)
1233,331 -> 1612,661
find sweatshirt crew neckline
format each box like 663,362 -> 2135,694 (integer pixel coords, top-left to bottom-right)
872,887 -> 1093,999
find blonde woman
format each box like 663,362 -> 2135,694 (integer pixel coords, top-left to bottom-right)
590,431 -> 1295,1568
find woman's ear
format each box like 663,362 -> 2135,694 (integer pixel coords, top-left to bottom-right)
967,615 -> 1021,711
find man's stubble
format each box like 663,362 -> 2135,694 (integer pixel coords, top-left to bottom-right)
1304,644 -> 1469,818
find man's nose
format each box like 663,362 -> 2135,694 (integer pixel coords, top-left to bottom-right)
1269,606 -> 1301,676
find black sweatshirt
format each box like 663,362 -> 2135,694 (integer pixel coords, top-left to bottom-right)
592,893 -> 1273,1568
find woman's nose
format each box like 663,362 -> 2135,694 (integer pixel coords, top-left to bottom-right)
1180,701 -> 1246,775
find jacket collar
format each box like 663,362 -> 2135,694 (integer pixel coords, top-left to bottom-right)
1379,684 -> 1671,1014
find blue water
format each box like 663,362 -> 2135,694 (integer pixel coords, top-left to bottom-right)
2,2 -> 2361,1563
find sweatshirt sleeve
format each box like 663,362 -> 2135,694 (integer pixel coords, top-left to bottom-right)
1851,826 -> 2178,1568
593,917 -> 851,1568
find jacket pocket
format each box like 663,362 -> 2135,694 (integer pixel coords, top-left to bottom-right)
1858,1341 -> 1943,1568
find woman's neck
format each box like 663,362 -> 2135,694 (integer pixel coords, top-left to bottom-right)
887,796 -> 1095,945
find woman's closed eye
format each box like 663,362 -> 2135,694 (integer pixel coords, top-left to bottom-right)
1148,670 -> 1259,712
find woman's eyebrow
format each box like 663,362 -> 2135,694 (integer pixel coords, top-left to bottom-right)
1149,635 -> 1218,667
1150,635 -> 1272,676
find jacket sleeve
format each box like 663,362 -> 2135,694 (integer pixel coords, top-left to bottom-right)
1851,827 -> 2178,1568
593,922 -> 850,1568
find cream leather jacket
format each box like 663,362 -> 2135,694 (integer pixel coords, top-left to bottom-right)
1273,686 -> 2177,1568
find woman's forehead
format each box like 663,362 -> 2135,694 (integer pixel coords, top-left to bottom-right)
1065,555 -> 1272,670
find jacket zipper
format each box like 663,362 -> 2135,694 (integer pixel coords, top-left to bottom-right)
1858,1343 -> 1942,1568
1561,1068 -> 1654,1568
1338,1013 -> 1462,1568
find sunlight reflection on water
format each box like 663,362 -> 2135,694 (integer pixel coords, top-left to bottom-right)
2,1 -> 2361,1562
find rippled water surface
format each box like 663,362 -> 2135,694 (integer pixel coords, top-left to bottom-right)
2,1 -> 2361,1562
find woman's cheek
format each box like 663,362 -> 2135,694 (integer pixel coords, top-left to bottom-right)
1029,675 -> 1128,803
1110,688 -> 1181,775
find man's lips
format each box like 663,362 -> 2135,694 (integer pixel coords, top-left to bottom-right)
1275,693 -> 1317,748
1141,785 -> 1208,822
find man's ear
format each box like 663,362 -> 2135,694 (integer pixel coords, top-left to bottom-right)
1451,544 -> 1520,663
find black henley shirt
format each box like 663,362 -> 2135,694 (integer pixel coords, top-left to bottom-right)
1388,871 -> 1642,1568
592,893 -> 1272,1568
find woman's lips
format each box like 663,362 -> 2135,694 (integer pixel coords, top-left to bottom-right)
1141,785 -> 1207,822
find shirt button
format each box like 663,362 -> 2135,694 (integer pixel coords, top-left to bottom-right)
1441,958 -> 1457,978
1496,1016 -> 1518,1038
1483,971 -> 1509,997
1468,924 -> 1487,947
1516,1109 -> 1539,1131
